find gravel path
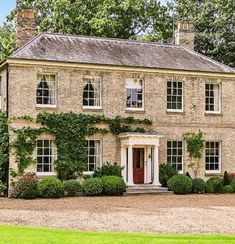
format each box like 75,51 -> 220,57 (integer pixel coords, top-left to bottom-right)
0,194 -> 235,234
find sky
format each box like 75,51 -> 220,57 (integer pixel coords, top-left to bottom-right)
0,0 -> 167,26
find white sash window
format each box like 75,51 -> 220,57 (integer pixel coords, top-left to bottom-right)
205,83 -> 221,113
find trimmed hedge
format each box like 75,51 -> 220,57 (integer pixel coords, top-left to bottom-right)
159,163 -> 178,187
64,180 -> 82,197
22,187 -> 38,199
206,177 -> 223,194
223,185 -> 233,193
230,180 -> 235,192
37,177 -> 64,198
167,175 -> 192,194
82,178 -> 103,196
192,178 -> 206,194
101,176 -> 126,195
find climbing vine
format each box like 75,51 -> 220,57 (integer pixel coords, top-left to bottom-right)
11,112 -> 152,180
183,130 -> 205,177
0,113 -> 9,184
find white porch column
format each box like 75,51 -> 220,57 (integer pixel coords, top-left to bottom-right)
152,144 -> 161,186
121,145 -> 127,183
127,144 -> 134,186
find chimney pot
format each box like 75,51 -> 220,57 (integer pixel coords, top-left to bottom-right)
175,20 -> 195,49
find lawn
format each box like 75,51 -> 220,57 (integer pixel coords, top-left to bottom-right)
0,226 -> 234,244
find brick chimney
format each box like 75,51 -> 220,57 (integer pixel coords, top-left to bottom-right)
175,20 -> 195,49
16,9 -> 36,49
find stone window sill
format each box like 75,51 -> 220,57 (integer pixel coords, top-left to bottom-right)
205,173 -> 222,177
205,112 -> 223,117
125,109 -> 146,114
166,111 -> 185,115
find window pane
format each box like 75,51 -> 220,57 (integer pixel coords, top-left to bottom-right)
205,141 -> 221,172
126,79 -> 143,109
205,83 -> 220,112
167,81 -> 183,110
167,141 -> 183,172
86,140 -> 101,172
83,77 -> 101,107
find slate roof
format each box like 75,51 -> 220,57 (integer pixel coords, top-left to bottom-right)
9,33 -> 235,74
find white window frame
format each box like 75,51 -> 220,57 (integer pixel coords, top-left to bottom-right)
36,73 -> 57,108
36,137 -> 57,177
205,141 -> 221,174
126,78 -> 144,111
82,76 -> 102,110
166,80 -> 184,112
83,139 -> 102,175
167,140 -> 184,173
205,83 -> 221,114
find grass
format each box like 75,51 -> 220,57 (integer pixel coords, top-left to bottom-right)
0,225 -> 234,244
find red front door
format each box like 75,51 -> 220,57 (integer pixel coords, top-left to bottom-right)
133,148 -> 145,184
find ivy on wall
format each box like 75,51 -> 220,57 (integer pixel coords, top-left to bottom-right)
11,112 -> 152,180
183,130 -> 205,177
0,113 -> 9,184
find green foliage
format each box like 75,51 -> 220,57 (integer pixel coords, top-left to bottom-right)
12,112 -> 151,179
185,172 -> 191,179
0,113 -> 9,184
11,173 -> 38,198
82,177 -> 103,196
206,177 -> 224,194
159,163 -> 178,187
11,127 -> 43,175
37,177 -> 64,198
101,176 -> 126,195
167,175 -> 192,194
192,178 -> 206,194
173,0 -> 235,68
223,185 -> 233,194
93,162 -> 123,178
64,179 -> 82,197
0,23 -> 16,61
21,187 -> 38,199
0,182 -> 7,193
223,171 -> 232,186
230,180 -> 235,192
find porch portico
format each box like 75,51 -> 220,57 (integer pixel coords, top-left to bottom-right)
118,132 -> 164,187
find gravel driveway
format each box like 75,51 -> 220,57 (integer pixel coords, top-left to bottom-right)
0,194 -> 235,234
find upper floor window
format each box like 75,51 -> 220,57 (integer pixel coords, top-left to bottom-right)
85,140 -> 101,173
126,78 -> 144,110
205,141 -> 221,173
167,81 -> 183,112
167,141 -> 183,173
37,139 -> 56,175
36,74 -> 56,107
205,83 -> 221,113
83,77 -> 101,108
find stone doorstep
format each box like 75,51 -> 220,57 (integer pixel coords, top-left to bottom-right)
125,184 -> 173,195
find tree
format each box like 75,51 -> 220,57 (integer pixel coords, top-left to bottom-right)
0,23 -> 16,61
172,0 -> 235,68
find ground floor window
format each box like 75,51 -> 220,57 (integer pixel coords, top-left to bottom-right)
205,141 -> 221,172
37,140 -> 55,173
85,140 -> 101,172
167,141 -> 183,172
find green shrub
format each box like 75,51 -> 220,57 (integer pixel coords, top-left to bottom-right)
12,173 -> 38,198
82,178 -> 103,196
206,177 -> 223,193
101,176 -> 126,195
167,175 -> 192,194
93,162 -> 123,178
230,180 -> 235,192
223,171 -> 232,186
159,163 -> 178,187
64,180 -> 82,197
186,172 -> 192,179
192,178 -> 206,194
205,182 -> 214,193
37,177 -> 64,198
223,185 -> 233,193
21,188 -> 38,199
0,182 -> 7,193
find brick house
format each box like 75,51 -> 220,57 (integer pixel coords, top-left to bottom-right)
1,9 -> 235,193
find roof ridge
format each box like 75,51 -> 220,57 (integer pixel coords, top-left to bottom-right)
43,32 -> 181,48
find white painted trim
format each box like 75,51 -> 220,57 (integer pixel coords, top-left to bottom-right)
36,172 -> 57,177
36,104 -> 57,108
83,106 -> 102,110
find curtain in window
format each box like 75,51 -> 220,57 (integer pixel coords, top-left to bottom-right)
213,84 -> 220,111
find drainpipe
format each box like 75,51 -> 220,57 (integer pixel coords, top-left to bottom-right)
5,64 -> 9,197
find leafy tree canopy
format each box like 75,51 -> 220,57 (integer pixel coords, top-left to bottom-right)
173,0 -> 235,67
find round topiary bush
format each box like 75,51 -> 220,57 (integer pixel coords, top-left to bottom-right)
82,178 -> 103,196
192,178 -> 206,194
223,185 -> 233,193
64,180 -> 82,197
230,180 -> 235,192
37,177 -> 64,198
167,175 -> 192,194
101,176 -> 126,195
206,177 -> 223,194
21,187 -> 38,199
